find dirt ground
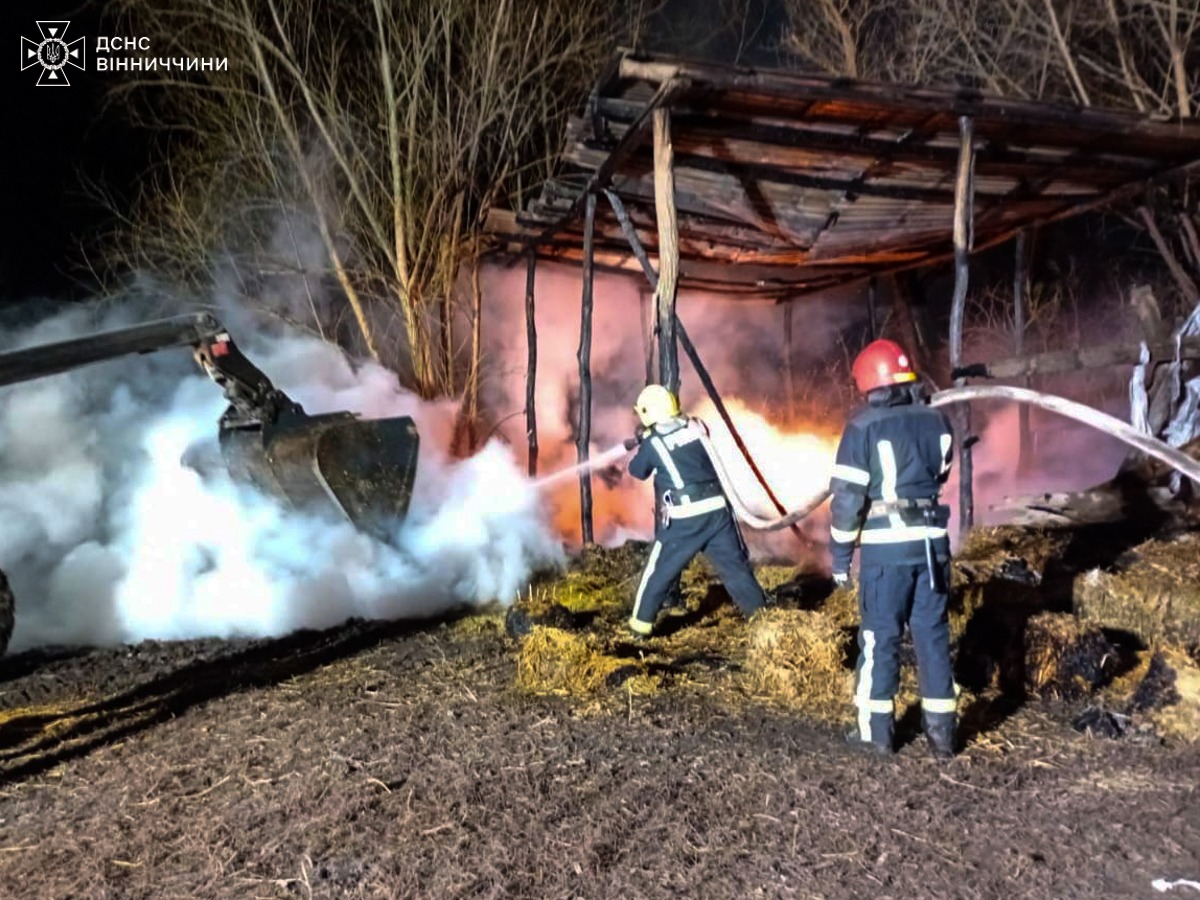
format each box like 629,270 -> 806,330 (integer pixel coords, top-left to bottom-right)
0,604 -> 1196,900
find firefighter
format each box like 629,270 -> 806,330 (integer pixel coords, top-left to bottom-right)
829,339 -> 957,759
626,384 -> 767,637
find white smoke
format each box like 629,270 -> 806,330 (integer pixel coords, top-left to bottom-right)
0,302 -> 564,652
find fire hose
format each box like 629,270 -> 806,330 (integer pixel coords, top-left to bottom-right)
695,384 -> 1200,532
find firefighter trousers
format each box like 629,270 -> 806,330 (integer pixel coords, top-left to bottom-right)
630,508 -> 766,633
854,562 -> 956,720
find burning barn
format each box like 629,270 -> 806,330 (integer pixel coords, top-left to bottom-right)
485,50 -> 1200,741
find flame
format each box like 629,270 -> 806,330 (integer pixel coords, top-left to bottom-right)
692,397 -> 840,515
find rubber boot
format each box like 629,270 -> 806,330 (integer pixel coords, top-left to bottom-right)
847,711 -> 895,756
923,711 -> 956,760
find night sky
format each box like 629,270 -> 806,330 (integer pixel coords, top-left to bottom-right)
2,0 -> 149,304
0,0 -> 784,307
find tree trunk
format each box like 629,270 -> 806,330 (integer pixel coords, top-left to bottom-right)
652,107 -> 680,394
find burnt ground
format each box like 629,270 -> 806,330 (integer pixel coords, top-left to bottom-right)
0,617 -> 1195,900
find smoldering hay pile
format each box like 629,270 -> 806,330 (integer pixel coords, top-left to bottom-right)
0,301 -> 565,652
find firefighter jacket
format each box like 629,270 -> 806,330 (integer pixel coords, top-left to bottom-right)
628,416 -> 728,526
829,385 -> 953,572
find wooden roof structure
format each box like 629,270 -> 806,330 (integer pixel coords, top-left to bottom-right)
487,51 -> 1200,299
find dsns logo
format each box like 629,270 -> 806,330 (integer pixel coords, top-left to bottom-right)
20,21 -> 85,86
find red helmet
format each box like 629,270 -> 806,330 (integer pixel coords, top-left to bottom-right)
851,339 -> 917,393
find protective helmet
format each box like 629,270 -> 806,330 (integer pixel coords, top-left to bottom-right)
851,339 -> 917,394
634,384 -> 681,427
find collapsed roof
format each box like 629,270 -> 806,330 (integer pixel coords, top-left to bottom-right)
486,51 -> 1200,299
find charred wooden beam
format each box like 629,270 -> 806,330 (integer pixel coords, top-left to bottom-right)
604,188 -> 662,286
979,336 -> 1200,379
606,185 -> 805,543
577,192 -> 597,545
653,107 -> 681,394
950,115 -> 977,538
525,250 -> 539,478
528,76 -> 691,247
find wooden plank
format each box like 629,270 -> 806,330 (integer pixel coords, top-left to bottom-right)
950,115 -> 977,537
524,251 -> 539,478
577,193 -> 597,545
570,140 -> 1005,205
983,335 -> 1200,379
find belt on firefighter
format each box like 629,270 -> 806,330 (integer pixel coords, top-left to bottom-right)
665,494 -> 727,519
867,497 -> 937,518
673,480 -> 723,504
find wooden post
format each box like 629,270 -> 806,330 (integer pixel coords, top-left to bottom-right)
577,192 -> 597,545
524,249 -> 539,478
867,277 -> 879,340
604,185 -> 807,545
950,115 -> 977,538
1014,230 -> 1033,474
652,107 -> 680,395
467,244 -> 483,449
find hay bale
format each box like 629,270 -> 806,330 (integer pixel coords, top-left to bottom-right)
1135,648 -> 1200,743
448,610 -> 505,638
820,585 -> 858,627
1074,533 -> 1200,651
753,565 -> 800,597
541,542 -> 651,616
1023,612 -> 1118,699
515,627 -> 624,696
955,526 -> 1069,584
744,609 -> 850,720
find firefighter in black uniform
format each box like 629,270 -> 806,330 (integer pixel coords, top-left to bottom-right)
626,385 -> 767,637
829,339 -> 957,759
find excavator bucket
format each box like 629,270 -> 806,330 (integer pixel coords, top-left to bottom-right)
219,411 -> 421,545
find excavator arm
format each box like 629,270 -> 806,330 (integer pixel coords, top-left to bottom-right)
0,312 -> 303,431
0,311 -> 419,542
